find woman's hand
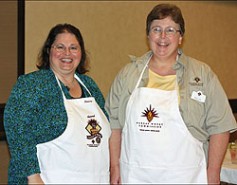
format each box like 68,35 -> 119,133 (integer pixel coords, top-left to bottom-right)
28,173 -> 44,184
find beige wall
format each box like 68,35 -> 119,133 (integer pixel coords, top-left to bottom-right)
25,1 -> 237,98
0,140 -> 10,183
0,2 -> 17,103
0,1 -> 17,183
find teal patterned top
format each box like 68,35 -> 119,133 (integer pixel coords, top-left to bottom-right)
4,69 -> 108,184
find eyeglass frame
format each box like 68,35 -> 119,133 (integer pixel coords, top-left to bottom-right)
51,44 -> 81,54
150,26 -> 182,37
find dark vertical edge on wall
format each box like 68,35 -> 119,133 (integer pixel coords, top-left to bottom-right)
18,0 -> 25,77
0,104 -> 6,140
229,99 -> 237,113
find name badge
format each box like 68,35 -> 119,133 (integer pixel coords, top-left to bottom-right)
191,91 -> 206,103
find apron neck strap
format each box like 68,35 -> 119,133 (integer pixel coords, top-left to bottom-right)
134,54 -> 179,91
74,75 -> 92,96
134,55 -> 152,90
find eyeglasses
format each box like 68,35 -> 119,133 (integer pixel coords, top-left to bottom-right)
150,26 -> 181,37
51,44 -> 80,54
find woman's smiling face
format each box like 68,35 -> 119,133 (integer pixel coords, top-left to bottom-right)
147,17 -> 183,60
49,32 -> 82,76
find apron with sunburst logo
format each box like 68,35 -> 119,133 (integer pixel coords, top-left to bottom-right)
36,75 -> 111,184
120,60 -> 207,183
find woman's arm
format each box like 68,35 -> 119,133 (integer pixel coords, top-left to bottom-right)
207,132 -> 229,184
4,76 -> 41,181
204,70 -> 236,183
109,129 -> 122,184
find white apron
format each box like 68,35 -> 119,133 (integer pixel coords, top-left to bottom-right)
36,75 -> 111,184
120,60 -> 207,184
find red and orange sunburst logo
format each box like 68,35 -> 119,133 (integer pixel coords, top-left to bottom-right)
141,105 -> 158,122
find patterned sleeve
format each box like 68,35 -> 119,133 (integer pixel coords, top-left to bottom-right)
4,75 -> 41,183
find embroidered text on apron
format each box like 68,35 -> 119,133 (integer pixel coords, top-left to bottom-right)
36,75 -> 111,184
120,59 -> 207,184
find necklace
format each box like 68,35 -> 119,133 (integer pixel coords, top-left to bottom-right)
63,78 -> 75,91
65,86 -> 71,91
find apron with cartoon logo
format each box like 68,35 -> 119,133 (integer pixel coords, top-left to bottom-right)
36,75 -> 111,184
120,60 -> 207,183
